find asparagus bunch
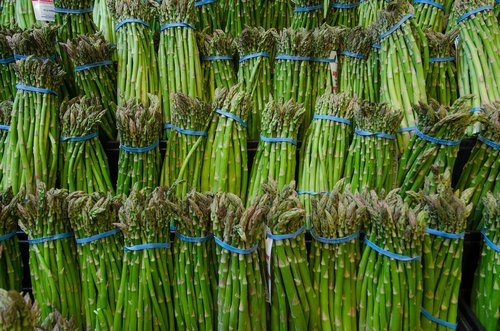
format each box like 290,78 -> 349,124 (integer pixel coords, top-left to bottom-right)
113,187 -> 175,331
201,87 -> 250,199
61,33 -> 117,139
424,30 -> 459,107
291,0 -> 324,30
247,100 -> 305,205
211,192 -> 268,330
200,30 -> 237,102
298,93 -> 355,225
194,0 -> 222,32
261,0 -> 292,29
116,95 -> 162,196
457,102 -> 500,229
0,289 -> 38,330
452,0 -> 500,113
329,0 -> 360,27
0,189 -> 22,291
14,0 -> 35,30
471,192 -> 500,331
237,27 -> 274,140
59,96 -> 114,193
343,102 -> 402,194
17,185 -> 83,328
357,189 -> 424,331
224,0 -> 258,37
111,0 -> 159,107
273,28 -> 313,137
0,29 -> 15,101
415,0 -> 446,31
398,98 -> 475,198
0,0 -> 15,28
158,0 -> 204,133
167,190 -> 216,331
0,100 -> 12,184
309,183 -> 364,331
7,25 -> 57,61
357,0 -> 388,27
93,0 -> 116,43
2,58 -> 64,194
68,192 -> 122,331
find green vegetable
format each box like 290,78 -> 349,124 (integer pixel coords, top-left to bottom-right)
224,0 -> 258,37
261,0 -> 292,30
291,0 -> 323,30
0,29 -> 16,101
0,289 -> 37,330
194,0 -> 222,32
357,0 -> 388,27
415,0 -> 446,31
93,0 -> 116,43
0,100 -> 12,184
0,0 -> 16,28
15,0 -> 35,30
328,0 -> 359,27
0,188 -> 22,291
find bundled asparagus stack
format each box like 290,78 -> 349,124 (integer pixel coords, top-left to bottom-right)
0,189 -> 22,291
167,190 -> 216,331
61,33 -> 117,139
201,87 -> 250,199
415,0 -> 446,31
237,27 -> 274,140
338,26 -> 377,102
329,0 -> 360,27
161,93 -> 211,197
0,100 -> 12,184
200,30 -> 237,102
15,0 -> 35,30
194,0 -> 221,32
59,96 -> 114,193
472,192 -> 500,331
212,192 -> 268,330
112,0 -> 159,107
309,183 -> 364,331
424,30 -> 458,107
68,192 -> 122,330
93,0 -> 116,43
357,189 -> 424,331
398,98 -> 475,198
457,102 -> 499,229
0,0 -> 15,28
452,0 -> 500,113
291,0 -> 324,30
0,289 -> 38,330
0,29 -> 15,101
159,0 -> 204,133
1,58 -> 64,194
357,0 -> 388,27
273,28 -> 313,137
116,95 -> 162,196
114,187 -> 175,331
247,100 -> 305,205
298,93 -> 355,225
343,102 -> 402,194
17,185 -> 83,328
7,25 -> 57,62
261,0 -> 292,29
224,0 -> 258,36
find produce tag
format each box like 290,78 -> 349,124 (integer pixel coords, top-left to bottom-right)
330,50 -> 338,93
32,0 -> 55,21
265,231 -> 273,303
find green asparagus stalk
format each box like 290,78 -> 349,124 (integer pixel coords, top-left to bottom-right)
0,100 -> 12,184
0,0 -> 16,28
0,188 -> 22,291
224,0 -> 258,37
0,289 -> 38,330
357,0 -> 388,27
329,0 -> 360,27
261,0 -> 292,29
7,25 -> 57,61
415,0 -> 446,31
194,0 -> 222,32
0,29 -> 15,101
93,0 -> 116,43
291,0 -> 324,30
14,0 -> 35,30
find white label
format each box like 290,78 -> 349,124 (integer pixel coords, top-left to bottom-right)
265,233 -> 273,303
32,0 -> 55,21
330,50 -> 338,93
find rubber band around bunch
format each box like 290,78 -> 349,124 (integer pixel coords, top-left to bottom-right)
0,124 -> 10,131
398,126 -> 417,133
424,227 -> 465,240
0,57 -> 14,64
294,4 -> 323,12
413,0 -> 444,10
0,231 -> 17,242
195,0 -> 217,6
27,232 -> 74,245
214,236 -> 259,255
267,225 -> 306,241
310,228 -> 360,245
124,242 -> 171,251
372,43 -> 381,49
354,128 -> 395,140
421,307 -> 458,330
176,232 -> 214,243
478,135 -> 500,150
76,228 -> 121,245
275,54 -> 311,61
330,2 -> 360,9
60,131 -> 99,142
16,84 -> 58,96
339,51 -> 368,60
53,7 -> 93,14
415,129 -> 461,146
202,55 -> 234,61
470,107 -> 483,113
429,56 -> 456,63
481,229 -> 500,253
380,14 -> 415,40
14,54 -> 57,61
215,109 -> 248,128
75,60 -> 113,72
239,52 -> 270,63
296,190 -> 330,196
260,134 -> 298,145
120,140 -> 159,153
313,114 -> 351,125
456,6 -> 494,24
364,237 -> 421,261
115,18 -> 151,31
172,126 -> 208,137
309,57 -> 335,63
160,22 -> 196,31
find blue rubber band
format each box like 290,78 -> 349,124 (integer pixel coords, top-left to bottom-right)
482,229 -> 500,253
294,4 -> 323,12
170,225 -> 177,232
354,129 -> 395,140
267,225 -> 306,241
115,18 -> 150,31
163,123 -> 173,130
372,43 -> 381,49
470,107 -> 483,113
339,51 -> 367,60
60,131 -> 99,142
313,114 -> 351,125
331,2 -> 360,9
172,126 -> 208,137
0,231 -> 17,242
260,134 -> 298,145
0,57 -> 14,64
239,52 -> 270,63
215,109 -> 248,128
478,136 -> 500,150
380,14 -> 415,40
75,60 -> 113,72
421,307 -> 458,330
214,236 -> 258,255
398,126 -> 417,132
425,228 -> 465,239
415,129 -> 460,146
16,84 -> 58,96
275,54 -> 311,61
124,242 -> 171,251
76,228 -> 121,245
120,140 -> 159,153
413,0 -> 444,10
176,232 -> 214,243
310,228 -> 360,245
202,55 -> 233,61
296,190 -> 330,196
429,56 -> 456,63
160,22 -> 196,31
457,6 -> 494,24
195,0 -> 216,6
0,124 -> 10,131
27,232 -> 74,245
53,7 -> 93,14
364,237 -> 421,261
14,54 -> 56,61
309,57 -> 335,63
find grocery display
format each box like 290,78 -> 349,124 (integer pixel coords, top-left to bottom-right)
0,0 -> 499,330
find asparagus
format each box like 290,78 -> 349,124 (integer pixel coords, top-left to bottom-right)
415,0 -> 446,31
357,0 -> 388,27
0,29 -> 15,101
194,0 -> 222,32
14,0 -> 35,30
93,0 -> 116,43
291,0 -> 324,30
0,100 -> 12,184
0,188 -> 22,291
0,0 -> 16,28
261,0 -> 292,30
7,25 -> 57,61
0,289 -> 37,330
329,0 -> 360,27
224,0 -> 258,37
